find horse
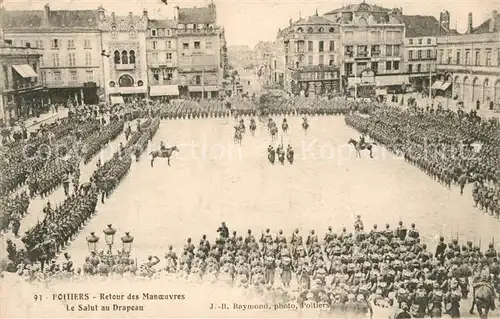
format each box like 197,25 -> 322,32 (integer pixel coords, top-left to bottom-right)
270,127 -> 278,141
149,146 -> 179,167
287,149 -> 294,164
282,121 -> 289,134
348,139 -> 377,158
470,283 -> 495,319
302,121 -> 309,132
249,121 -> 257,136
234,129 -> 243,145
278,149 -> 285,165
268,149 -> 276,164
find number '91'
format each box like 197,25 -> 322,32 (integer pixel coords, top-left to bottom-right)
34,295 -> 42,302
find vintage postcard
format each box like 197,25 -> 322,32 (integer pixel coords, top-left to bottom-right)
0,0 -> 499,318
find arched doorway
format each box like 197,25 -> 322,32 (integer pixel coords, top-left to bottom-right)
454,76 -> 462,100
495,79 -> 500,104
118,74 -> 134,87
472,77 -> 481,102
463,77 -> 470,102
483,78 -> 492,103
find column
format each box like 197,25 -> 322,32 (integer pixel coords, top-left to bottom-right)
80,88 -> 84,105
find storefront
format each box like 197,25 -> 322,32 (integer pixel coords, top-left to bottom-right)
188,86 -> 219,99
107,86 -> 147,104
149,85 -> 180,100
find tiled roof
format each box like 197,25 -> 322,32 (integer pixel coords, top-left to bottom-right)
325,2 -> 391,15
148,19 -> 176,29
295,15 -> 335,26
401,15 -> 441,37
178,6 -> 216,24
2,8 -> 98,29
472,12 -> 500,34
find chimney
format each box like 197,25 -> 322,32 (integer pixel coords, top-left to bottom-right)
467,12 -> 473,34
173,6 -> 178,21
43,3 -> 50,24
490,10 -> 497,32
289,18 -> 292,26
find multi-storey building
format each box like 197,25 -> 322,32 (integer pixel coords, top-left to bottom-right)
98,8 -> 149,104
437,11 -> 500,108
2,4 -> 103,105
146,19 -> 179,99
275,13 -> 341,96
401,12 -> 456,93
175,4 -> 222,99
0,34 -> 43,123
323,2 -> 407,96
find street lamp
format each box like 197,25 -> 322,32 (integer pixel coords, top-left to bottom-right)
103,224 -> 116,254
86,232 -> 99,253
121,232 -> 134,254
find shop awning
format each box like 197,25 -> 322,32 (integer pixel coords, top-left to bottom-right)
441,82 -> 452,91
108,86 -> 147,95
149,85 -> 179,96
375,88 -> 388,96
110,96 -> 124,105
375,74 -> 408,87
188,85 -> 219,92
432,81 -> 444,90
12,64 -> 38,78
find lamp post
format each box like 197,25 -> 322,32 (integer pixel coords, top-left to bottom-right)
103,224 -> 116,254
121,232 -> 134,255
86,232 -> 99,253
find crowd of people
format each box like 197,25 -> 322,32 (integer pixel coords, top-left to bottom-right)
345,104 -> 499,219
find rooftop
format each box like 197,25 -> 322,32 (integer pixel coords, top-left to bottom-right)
1,7 -> 99,30
294,14 -> 336,26
148,19 -> 177,29
472,12 -> 500,34
178,5 -> 216,24
324,2 -> 391,15
401,15 -> 442,37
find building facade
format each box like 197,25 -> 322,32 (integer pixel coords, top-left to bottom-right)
324,2 -> 407,96
175,4 -> 222,99
227,45 -> 254,69
98,8 -> 149,104
0,43 -> 43,123
437,11 -> 500,108
275,13 -> 341,96
146,19 -> 179,99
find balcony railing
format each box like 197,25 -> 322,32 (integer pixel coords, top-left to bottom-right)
12,80 -> 39,90
115,63 -> 136,71
177,28 -> 218,36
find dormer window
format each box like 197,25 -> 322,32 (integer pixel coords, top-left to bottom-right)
307,27 -> 314,33
297,27 -> 303,33
329,27 -> 335,33
129,26 -> 137,39
151,29 -> 157,37
318,27 -> 324,33
111,26 -> 118,39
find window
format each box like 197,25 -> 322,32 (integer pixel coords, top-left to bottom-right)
166,40 -> 172,49
40,57 -> 44,67
205,40 -> 212,49
427,38 -> 431,44
345,63 -> 353,76
166,53 -> 172,61
319,41 -> 324,52
475,50 -> 480,66
166,29 -> 171,36
329,55 -> 335,66
456,51 -> 461,65
307,27 -> 314,33
152,69 -> 160,83
417,64 -> 421,72
68,39 -> 75,49
386,61 -> 392,71
51,39 -> 59,48
393,61 -> 399,70
152,41 -> 157,50
68,53 -> 76,67
319,55 -> 324,65
36,40 -> 44,49
427,49 -> 431,59
329,27 -> 335,33
408,64 -> 413,73
69,70 -> 78,82
393,45 -> 400,56
86,70 -> 94,82
409,39 -> 413,45
129,51 -> 135,64
84,39 -> 91,49
194,41 -> 200,49
386,45 -> 393,56
129,26 -> 137,39
195,75 -> 201,84
308,41 -> 313,52
53,71 -> 62,83
122,50 -> 129,64
486,50 -> 491,66
417,50 -> 422,59
114,51 -> 121,64
329,41 -> 335,51
371,45 -> 380,56
85,52 -> 92,66
409,50 -> 413,60
345,45 -> 354,57
318,27 -> 324,33
111,26 -> 118,39
151,29 -> 157,37
371,62 -> 378,72
357,45 -> 367,57
52,53 -> 60,67
183,43 -> 189,49
418,39 -> 422,45
308,55 -> 313,66
152,53 -> 158,63
439,49 -> 444,63
164,70 -> 173,81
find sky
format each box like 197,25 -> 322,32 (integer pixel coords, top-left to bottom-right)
3,0 -> 499,47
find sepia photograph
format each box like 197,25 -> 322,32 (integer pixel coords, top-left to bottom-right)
0,0 -> 499,317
